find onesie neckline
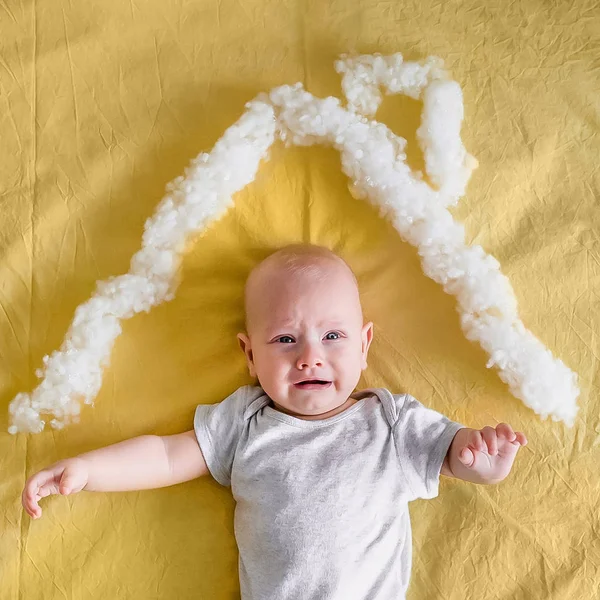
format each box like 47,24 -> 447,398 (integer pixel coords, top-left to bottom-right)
261,389 -> 376,429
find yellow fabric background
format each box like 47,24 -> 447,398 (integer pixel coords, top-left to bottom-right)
1,0 -> 598,598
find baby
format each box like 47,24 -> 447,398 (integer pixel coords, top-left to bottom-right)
22,243 -> 528,600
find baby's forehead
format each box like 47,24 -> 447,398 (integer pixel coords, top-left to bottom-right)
262,290 -> 360,332
243,246 -> 362,330
259,253 -> 345,280
266,296 -> 353,321
251,263 -> 357,306
247,254 -> 342,295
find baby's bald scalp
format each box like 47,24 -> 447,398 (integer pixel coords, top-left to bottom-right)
243,244 -> 360,334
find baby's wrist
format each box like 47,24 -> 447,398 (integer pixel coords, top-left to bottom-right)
70,456 -> 92,489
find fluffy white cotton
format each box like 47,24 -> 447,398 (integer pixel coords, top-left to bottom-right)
7,101 -> 276,435
418,80 -> 480,205
334,53 -> 447,116
8,52 -> 580,434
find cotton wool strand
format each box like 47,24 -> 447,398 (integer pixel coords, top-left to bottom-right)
8,53 -> 579,433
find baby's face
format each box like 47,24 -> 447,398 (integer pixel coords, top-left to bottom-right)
237,258 -> 373,419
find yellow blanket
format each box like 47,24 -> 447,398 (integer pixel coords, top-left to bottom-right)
1,0 -> 598,598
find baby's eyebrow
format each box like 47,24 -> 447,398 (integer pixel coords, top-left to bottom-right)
268,320 -> 348,332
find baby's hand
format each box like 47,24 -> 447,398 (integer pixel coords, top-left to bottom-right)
22,458 -> 89,519
450,424 -> 528,484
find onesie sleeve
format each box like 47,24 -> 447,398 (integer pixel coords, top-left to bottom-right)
391,393 -> 464,501
193,385 -> 261,487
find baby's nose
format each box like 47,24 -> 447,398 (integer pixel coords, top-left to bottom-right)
296,345 -> 324,369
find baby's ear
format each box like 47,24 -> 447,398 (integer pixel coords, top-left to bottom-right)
237,332 -> 257,377
361,322 -> 374,370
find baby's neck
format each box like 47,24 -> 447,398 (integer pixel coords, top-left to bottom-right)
270,396 -> 359,421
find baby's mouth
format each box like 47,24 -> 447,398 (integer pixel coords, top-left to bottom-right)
293,380 -> 332,390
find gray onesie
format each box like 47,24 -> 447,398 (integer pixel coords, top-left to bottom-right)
194,385 -> 463,600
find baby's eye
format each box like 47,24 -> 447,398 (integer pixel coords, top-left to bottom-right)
324,331 -> 341,340
277,336 -> 295,344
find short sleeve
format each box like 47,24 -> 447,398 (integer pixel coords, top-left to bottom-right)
392,393 -> 464,501
193,385 -> 260,486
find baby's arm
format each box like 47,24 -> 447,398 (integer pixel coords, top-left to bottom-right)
440,424 -> 527,484
22,431 -> 208,519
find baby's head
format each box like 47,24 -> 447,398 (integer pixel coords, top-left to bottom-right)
237,244 -> 373,419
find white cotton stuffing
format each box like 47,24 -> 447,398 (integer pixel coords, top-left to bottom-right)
418,80 -> 479,204
8,100 -> 276,434
8,53 -> 579,434
335,53 -> 447,116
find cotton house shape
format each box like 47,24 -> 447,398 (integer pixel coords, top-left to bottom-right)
8,53 -> 580,435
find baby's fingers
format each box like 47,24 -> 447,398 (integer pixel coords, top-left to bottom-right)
496,423 -> 527,447
514,432 -> 528,446
22,480 -> 43,519
21,488 -> 36,519
481,426 -> 498,456
495,423 -> 516,442
458,447 -> 475,467
468,430 -> 485,452
22,469 -> 61,519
